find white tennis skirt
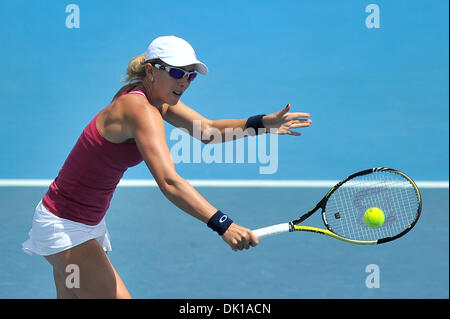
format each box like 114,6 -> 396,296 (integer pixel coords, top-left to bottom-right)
22,200 -> 112,256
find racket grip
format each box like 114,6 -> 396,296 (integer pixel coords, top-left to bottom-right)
252,223 -> 291,239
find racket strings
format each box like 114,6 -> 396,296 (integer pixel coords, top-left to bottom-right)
324,171 -> 420,241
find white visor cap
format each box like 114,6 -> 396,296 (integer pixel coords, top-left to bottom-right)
145,35 -> 208,75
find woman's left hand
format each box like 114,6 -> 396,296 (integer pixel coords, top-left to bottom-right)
262,104 -> 312,136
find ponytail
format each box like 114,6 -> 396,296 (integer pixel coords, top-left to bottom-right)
121,54 -> 146,83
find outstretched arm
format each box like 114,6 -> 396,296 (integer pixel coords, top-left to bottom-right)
163,101 -> 312,143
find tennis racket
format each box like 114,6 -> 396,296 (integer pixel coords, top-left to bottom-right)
252,168 -> 422,245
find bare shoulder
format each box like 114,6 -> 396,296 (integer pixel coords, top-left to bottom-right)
118,94 -> 164,136
114,94 -> 154,119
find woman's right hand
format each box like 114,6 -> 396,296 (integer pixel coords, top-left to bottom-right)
221,223 -> 259,251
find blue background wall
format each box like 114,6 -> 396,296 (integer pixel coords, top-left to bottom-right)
0,0 -> 448,181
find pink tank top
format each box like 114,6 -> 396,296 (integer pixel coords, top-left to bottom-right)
42,90 -> 148,225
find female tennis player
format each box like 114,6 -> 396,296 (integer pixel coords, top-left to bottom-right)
22,35 -> 312,298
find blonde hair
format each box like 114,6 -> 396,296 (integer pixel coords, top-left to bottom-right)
121,54 -> 147,83
114,54 -> 162,101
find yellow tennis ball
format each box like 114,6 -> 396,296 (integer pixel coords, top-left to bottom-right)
364,207 -> 385,228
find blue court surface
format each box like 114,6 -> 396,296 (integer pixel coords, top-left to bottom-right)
0,185 -> 448,299
0,0 -> 448,299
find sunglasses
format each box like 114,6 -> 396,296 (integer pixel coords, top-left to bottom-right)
153,63 -> 197,82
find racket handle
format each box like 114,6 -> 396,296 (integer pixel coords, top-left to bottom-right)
252,223 -> 291,239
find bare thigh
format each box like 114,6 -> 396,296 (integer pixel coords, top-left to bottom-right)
45,239 -> 131,299
52,267 -> 78,299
